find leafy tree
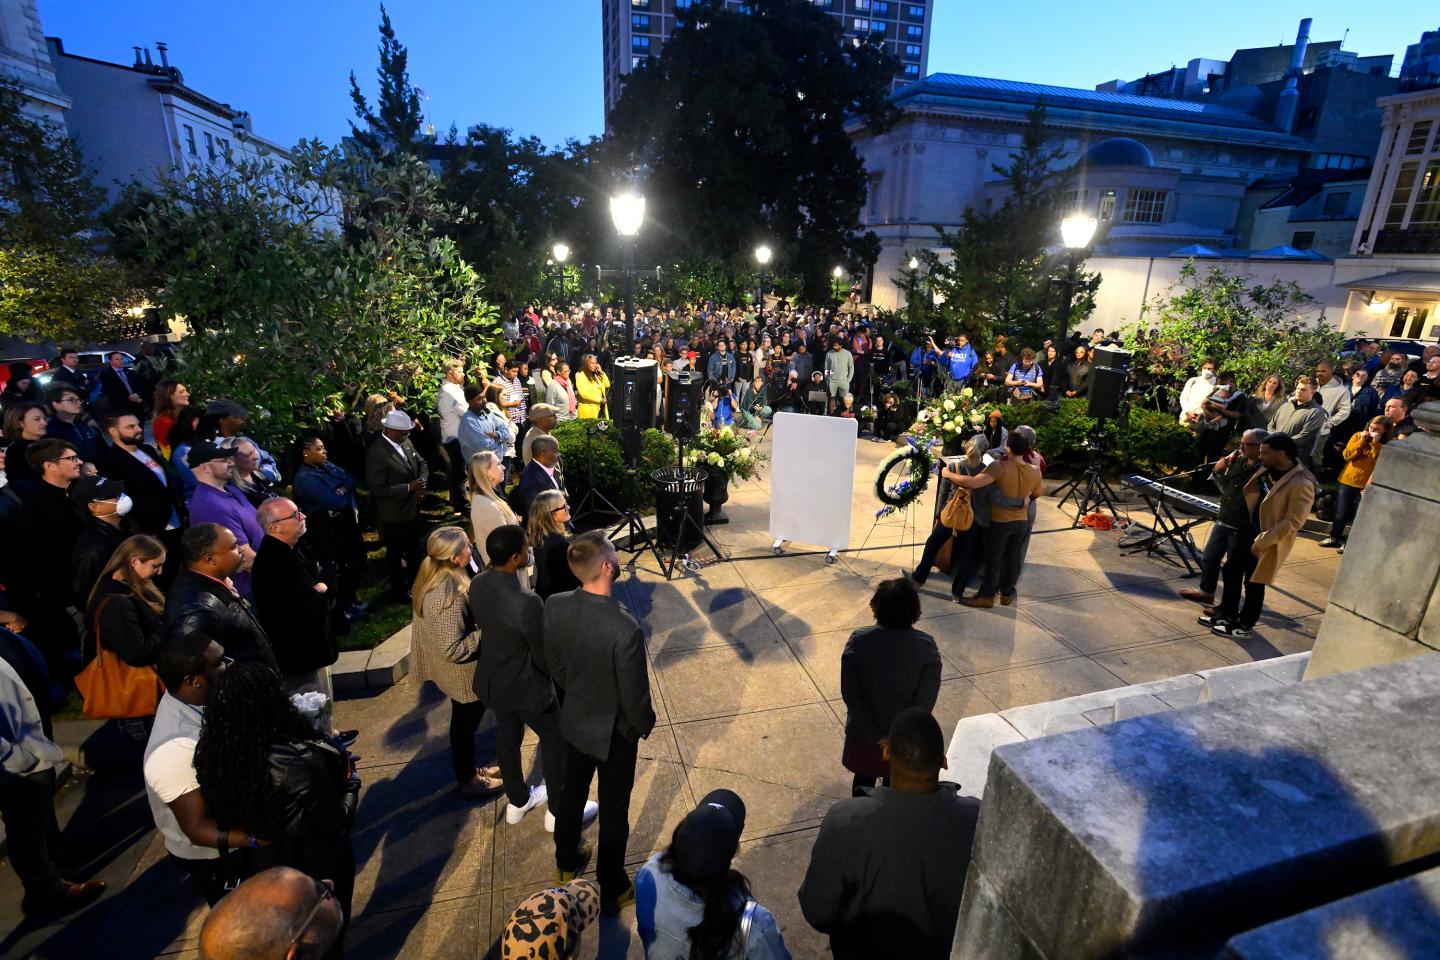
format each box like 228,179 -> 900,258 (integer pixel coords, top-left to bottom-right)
122,142 -> 499,445
0,79 -> 141,341
605,0 -> 897,302
928,104 -> 1095,347
1125,261 -> 1346,396
348,4 -> 425,159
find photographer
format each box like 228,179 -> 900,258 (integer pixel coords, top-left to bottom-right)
909,336 -> 942,399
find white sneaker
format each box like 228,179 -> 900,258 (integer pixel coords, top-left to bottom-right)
545,801 -> 599,833
505,784 -> 548,825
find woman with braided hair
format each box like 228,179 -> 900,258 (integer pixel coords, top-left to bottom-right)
194,661 -> 360,925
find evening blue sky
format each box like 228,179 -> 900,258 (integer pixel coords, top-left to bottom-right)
40,1 -> 1438,152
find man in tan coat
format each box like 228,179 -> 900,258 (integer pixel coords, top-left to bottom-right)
1206,432 -> 1315,639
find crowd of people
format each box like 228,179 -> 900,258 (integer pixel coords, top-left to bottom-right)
1,298 -> 1435,957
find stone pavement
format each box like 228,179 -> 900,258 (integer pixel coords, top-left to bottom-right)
0,437 -> 1339,959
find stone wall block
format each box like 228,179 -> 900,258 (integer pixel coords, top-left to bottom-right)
1306,606 -> 1431,680
1326,484 -> 1440,634
951,863 -> 1047,960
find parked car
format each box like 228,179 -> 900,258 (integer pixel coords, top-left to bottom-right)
1342,337 -> 1432,359
0,357 -> 48,390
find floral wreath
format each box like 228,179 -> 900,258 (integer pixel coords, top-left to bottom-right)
873,436 -> 936,518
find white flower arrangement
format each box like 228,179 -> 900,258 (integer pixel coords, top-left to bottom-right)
291,690 -> 333,735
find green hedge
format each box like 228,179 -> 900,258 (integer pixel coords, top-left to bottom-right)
1001,399 -> 1195,476
552,421 -> 677,511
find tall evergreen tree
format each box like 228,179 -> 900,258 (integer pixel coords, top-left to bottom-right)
348,4 -> 425,158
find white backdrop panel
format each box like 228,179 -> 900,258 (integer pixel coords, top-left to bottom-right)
768,412 -> 857,551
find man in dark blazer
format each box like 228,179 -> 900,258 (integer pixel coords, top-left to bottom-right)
468,525 -> 589,864
100,411 -> 187,537
363,409 -> 428,601
544,531 -> 656,914
96,352 -> 143,416
514,434 -> 565,521
250,498 -> 338,696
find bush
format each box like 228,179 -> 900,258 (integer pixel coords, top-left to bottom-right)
1000,398 -> 1195,476
552,421 -> 677,512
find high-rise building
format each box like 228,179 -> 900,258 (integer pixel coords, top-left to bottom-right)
602,0 -> 933,122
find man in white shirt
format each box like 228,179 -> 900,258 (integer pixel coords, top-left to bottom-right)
143,634 -> 254,905
437,359 -> 469,512
1178,359 -> 1218,428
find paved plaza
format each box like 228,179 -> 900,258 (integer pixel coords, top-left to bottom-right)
0,438 -> 1340,959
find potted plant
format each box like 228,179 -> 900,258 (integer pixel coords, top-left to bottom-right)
681,425 -> 769,524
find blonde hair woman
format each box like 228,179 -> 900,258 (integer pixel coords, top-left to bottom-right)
409,525 -> 504,798
467,451 -> 518,567
527,489 -> 578,599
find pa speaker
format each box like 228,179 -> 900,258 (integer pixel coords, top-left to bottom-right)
1093,344 -> 1132,372
611,357 -> 657,433
667,370 -> 706,440
1087,366 -> 1127,420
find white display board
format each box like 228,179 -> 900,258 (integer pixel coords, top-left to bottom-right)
768,412 -> 858,553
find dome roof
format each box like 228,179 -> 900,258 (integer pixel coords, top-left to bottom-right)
1085,137 -> 1156,167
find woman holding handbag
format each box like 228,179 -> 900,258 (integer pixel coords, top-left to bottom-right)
409,525 -> 505,798
908,436 -> 1011,600
79,535 -> 168,738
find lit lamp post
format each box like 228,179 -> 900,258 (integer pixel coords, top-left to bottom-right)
1056,213 -> 1098,348
754,244 -> 773,318
609,192 -> 645,353
832,265 -> 846,304
551,242 -> 570,306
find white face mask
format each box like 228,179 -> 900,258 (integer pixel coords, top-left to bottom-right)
525,548 -> 535,568
115,493 -> 134,516
1201,369 -> 1216,382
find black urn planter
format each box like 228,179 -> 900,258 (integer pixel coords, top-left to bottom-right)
702,468 -> 731,524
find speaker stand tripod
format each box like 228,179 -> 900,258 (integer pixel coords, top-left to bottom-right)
571,424 -> 623,527
1057,446 -> 1124,528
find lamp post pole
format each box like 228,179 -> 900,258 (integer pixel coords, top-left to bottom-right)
610,192 -> 646,357
1057,213 -> 1098,349
551,242 -> 570,308
754,244 -> 773,321
623,241 -> 636,355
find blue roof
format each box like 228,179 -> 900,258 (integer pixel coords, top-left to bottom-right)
895,73 -> 1287,135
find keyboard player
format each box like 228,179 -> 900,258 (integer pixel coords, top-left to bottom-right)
1177,428 -> 1266,607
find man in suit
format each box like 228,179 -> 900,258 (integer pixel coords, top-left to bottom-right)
250,499 -> 338,701
97,352 -> 143,417
544,531 -> 656,915
46,349 -> 89,399
100,411 -> 186,539
515,434 -> 565,521
363,409 -> 428,602
469,525 -> 595,858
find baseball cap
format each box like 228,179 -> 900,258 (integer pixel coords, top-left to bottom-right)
186,440 -> 238,467
671,789 -> 746,882
529,403 -> 559,421
382,409 -> 414,431
68,475 -> 124,508
500,879 -> 600,958
205,399 -> 249,418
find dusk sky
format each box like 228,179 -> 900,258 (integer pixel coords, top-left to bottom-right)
40,1 -> 1438,152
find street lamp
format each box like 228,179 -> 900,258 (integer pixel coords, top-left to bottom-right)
908,256 -> 920,270
1055,213 -> 1098,348
754,244 -> 773,317
609,192 -> 646,352
832,265 -> 846,304
551,242 -> 571,306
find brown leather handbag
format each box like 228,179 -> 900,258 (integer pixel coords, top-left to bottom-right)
940,487 -> 974,532
75,598 -> 164,720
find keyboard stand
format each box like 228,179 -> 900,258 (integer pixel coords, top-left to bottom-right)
1122,487 -> 1204,574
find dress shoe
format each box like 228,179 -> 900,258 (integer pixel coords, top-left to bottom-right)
1202,605 -> 1218,618
998,594 -> 1015,606
458,773 -> 505,799
22,879 -> 106,917
337,729 -> 360,747
1178,588 -> 1215,604
958,595 -> 994,609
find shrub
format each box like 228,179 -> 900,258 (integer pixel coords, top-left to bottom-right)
997,398 -> 1194,475
552,420 -> 677,512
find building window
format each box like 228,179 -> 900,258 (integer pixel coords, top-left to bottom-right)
855,0 -> 870,9
218,138 -> 230,162
873,1 -> 891,13
903,63 -> 920,78
675,0 -> 691,6
183,124 -> 196,156
908,4 -> 926,16
1405,120 -> 1433,155
1386,161 -> 1420,226
904,43 -> 921,58
632,35 -> 651,52
1321,191 -> 1350,217
630,0 -> 650,8
1410,162 -> 1440,227
1291,231 -> 1315,250
906,24 -> 922,38
1390,306 -> 1430,339
811,0 -> 833,7
853,18 -> 870,31
1123,188 -> 1166,223
632,55 -> 648,69
1098,190 -> 1117,222
204,131 -> 216,161
632,14 -> 650,29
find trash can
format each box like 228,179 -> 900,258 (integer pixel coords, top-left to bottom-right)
652,466 -> 708,550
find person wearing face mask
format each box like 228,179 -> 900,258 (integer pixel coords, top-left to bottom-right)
1265,376 -> 1327,472
69,476 -> 141,608
1178,359 -> 1218,428
544,531 -> 657,917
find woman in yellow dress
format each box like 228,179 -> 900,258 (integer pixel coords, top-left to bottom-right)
574,353 -> 611,420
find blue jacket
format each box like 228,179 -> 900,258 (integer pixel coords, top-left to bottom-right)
944,345 -> 978,382
293,461 -> 357,513
707,351 -> 737,384
910,346 -> 940,373
458,407 -> 514,463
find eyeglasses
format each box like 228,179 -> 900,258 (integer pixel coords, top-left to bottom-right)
54,396 -> 81,404
285,877 -> 335,952
271,510 -> 304,525
552,504 -> 570,514
48,454 -> 82,464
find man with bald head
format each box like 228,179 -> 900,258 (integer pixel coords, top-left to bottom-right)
199,867 -> 343,960
251,499 -> 343,728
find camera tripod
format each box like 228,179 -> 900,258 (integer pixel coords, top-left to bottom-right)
1053,435 -> 1124,527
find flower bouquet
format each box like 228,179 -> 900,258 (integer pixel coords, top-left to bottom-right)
909,387 -> 991,448
681,425 -> 768,482
291,690 -> 333,736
